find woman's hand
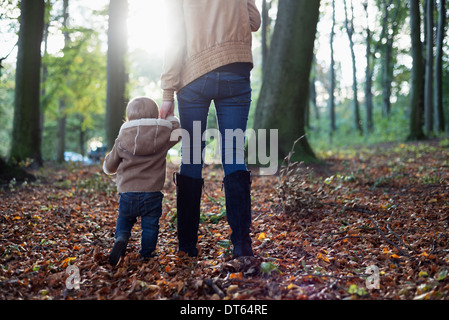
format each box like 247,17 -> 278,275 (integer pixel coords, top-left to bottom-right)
160,100 -> 175,119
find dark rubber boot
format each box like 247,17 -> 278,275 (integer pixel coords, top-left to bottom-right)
223,170 -> 254,257
174,173 -> 204,257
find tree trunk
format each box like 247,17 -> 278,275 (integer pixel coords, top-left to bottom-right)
253,0 -> 320,163
56,0 -> 69,163
408,0 -> 426,141
379,0 -> 400,118
424,0 -> 434,135
344,0 -> 362,135
106,0 -> 129,150
364,1 -> 374,133
329,0 -> 337,138
40,0 -> 51,153
434,0 -> 446,133
381,39 -> 392,117
380,0 -> 392,117
78,115 -> 86,157
0,158 -> 36,184
56,102 -> 67,163
10,0 -> 45,167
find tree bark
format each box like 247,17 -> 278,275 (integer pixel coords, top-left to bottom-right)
253,0 -> 321,163
40,0 -> 51,153
106,0 -> 128,150
56,0 -> 69,163
364,1 -> 374,133
424,0 -> 434,135
380,0 -> 392,117
329,0 -> 337,137
379,0 -> 400,118
408,0 -> 426,141
10,0 -> 45,167
344,0 -> 363,135
434,0 -> 446,133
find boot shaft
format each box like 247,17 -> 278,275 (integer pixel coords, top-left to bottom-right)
223,170 -> 254,257
174,173 -> 204,257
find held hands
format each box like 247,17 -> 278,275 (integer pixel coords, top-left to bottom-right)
160,100 -> 175,120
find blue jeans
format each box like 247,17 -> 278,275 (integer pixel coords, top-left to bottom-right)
177,71 -> 252,179
115,192 -> 163,258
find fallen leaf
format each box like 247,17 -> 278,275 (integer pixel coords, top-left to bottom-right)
60,257 -> 76,268
230,272 -> 243,280
317,252 -> 330,263
418,271 -> 429,278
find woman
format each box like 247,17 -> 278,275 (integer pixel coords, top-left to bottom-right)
160,0 -> 261,258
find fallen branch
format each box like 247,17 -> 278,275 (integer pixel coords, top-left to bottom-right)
366,216 -> 410,257
385,220 -> 414,253
204,279 -> 225,299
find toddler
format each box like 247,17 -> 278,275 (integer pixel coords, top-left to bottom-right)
103,97 -> 180,266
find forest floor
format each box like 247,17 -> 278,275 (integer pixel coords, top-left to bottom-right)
1,138 -> 448,302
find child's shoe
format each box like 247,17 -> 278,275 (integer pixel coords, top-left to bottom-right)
109,240 -> 127,266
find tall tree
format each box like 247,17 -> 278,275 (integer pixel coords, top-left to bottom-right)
424,0 -> 434,135
106,0 -> 128,150
363,0 -> 374,133
10,0 -> 45,167
40,0 -> 52,153
434,0 -> 446,133
329,0 -> 337,138
56,0 -> 70,163
253,0 -> 321,163
344,0 -> 363,135
378,0 -> 400,117
408,0 -> 425,141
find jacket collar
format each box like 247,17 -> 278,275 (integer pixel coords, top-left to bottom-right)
120,118 -> 174,134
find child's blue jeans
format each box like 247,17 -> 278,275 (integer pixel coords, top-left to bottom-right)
115,192 -> 163,258
177,71 -> 252,179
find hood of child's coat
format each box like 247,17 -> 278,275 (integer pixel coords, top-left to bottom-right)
117,118 -> 175,156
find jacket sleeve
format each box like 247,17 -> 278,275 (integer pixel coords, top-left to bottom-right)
103,141 -> 121,176
248,0 -> 261,32
166,116 -> 182,149
161,0 -> 186,102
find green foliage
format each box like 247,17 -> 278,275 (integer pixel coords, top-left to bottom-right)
201,196 -> 227,224
165,207 -> 178,231
348,284 -> 368,297
0,0 -> 20,28
75,171 -> 116,196
201,209 -> 227,225
308,94 -> 412,155
260,261 -> 281,276
41,29 -> 107,159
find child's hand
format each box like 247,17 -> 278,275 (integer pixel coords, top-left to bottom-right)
160,101 -> 175,119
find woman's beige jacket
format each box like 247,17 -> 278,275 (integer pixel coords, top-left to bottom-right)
161,0 -> 261,102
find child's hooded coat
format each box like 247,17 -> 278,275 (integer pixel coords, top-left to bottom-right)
103,113 -> 180,193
